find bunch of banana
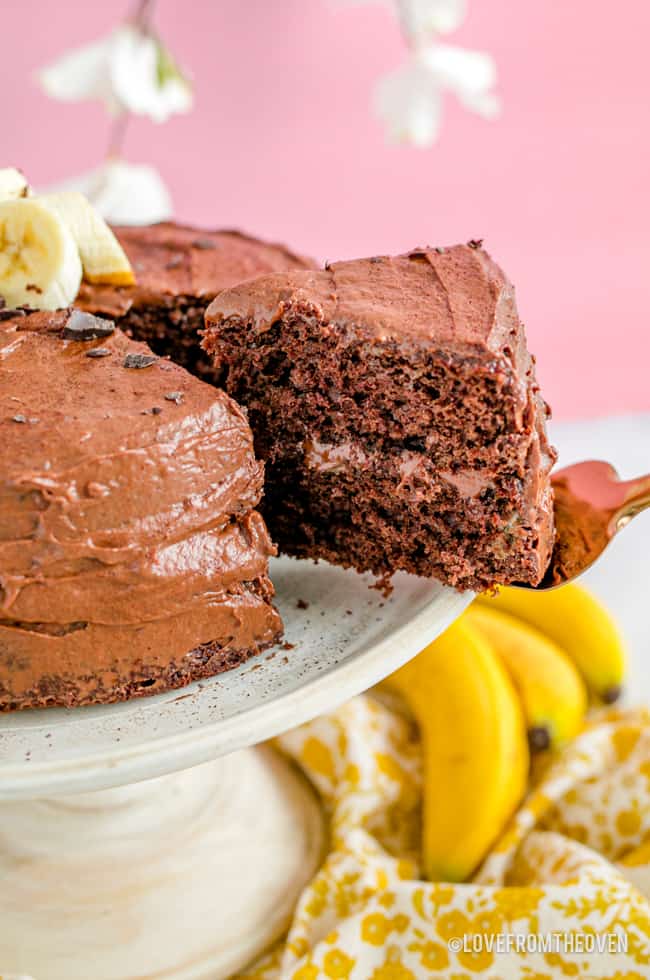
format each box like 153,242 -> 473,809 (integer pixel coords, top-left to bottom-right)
382,582 -> 626,883
476,584 -> 627,706
0,166 -> 134,310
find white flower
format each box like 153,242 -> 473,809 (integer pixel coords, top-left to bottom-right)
399,0 -> 467,37
374,42 -> 499,146
110,27 -> 192,123
38,25 -> 192,123
420,43 -> 500,119
43,160 -> 173,225
336,0 -> 467,36
374,62 -> 443,146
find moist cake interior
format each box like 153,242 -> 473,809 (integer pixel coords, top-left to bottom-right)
203,245 -> 556,592
78,222 -> 316,387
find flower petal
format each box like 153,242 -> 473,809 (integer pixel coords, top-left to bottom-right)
420,42 -> 497,97
400,0 -> 467,36
335,0 -> 467,36
110,26 -> 193,124
38,35 -> 120,115
42,160 -> 173,225
374,62 -> 442,146
38,25 -> 192,123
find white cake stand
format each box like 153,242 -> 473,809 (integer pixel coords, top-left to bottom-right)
0,557 -> 470,980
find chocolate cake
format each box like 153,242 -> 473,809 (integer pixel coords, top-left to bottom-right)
77,221 -> 315,385
0,308 -> 282,710
203,243 -> 556,591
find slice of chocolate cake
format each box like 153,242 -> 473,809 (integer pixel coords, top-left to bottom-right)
0,308 -> 282,710
77,221 -> 315,385
203,243 -> 556,592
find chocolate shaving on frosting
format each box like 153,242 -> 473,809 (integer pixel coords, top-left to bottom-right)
123,353 -> 158,369
63,310 -> 115,341
0,307 -> 282,710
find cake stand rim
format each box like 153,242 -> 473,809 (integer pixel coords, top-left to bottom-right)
0,576 -> 473,798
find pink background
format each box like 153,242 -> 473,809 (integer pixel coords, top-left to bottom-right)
2,0 -> 649,419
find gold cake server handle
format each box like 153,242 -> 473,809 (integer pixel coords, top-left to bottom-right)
517,461 -> 650,591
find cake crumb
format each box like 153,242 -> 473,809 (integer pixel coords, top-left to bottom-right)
296,598 -> 309,610
371,574 -> 394,598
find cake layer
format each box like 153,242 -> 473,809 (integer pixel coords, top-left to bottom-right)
204,244 -> 556,590
0,308 -> 282,709
78,222 -> 316,383
213,313 -> 549,475
262,441 -> 552,590
0,578 -> 280,710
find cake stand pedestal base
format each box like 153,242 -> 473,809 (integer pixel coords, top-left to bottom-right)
0,746 -> 324,980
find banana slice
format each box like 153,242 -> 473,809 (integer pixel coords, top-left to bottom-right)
39,191 -> 135,286
0,167 -> 31,201
0,198 -> 82,310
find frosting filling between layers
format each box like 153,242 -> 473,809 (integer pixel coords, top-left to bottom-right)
204,243 -> 557,590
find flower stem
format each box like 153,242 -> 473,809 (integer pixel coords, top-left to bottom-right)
132,0 -> 156,31
106,113 -> 130,159
105,0 -> 158,160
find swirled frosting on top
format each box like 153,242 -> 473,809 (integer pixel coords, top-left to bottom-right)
77,222 -> 316,316
0,308 -> 281,709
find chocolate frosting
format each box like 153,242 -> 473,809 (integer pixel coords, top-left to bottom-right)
205,243 -> 557,581
0,309 -> 281,705
78,222 -> 316,317
206,244 -> 520,350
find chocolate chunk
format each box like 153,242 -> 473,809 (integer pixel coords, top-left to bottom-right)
0,307 -> 25,321
192,238 -> 218,250
63,310 -> 115,341
123,353 -> 158,369
164,391 -> 184,404
85,348 -> 112,358
141,406 -> 163,415
467,238 -> 484,249
12,414 -> 27,423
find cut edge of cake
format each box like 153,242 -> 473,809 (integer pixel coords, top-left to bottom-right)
202,243 -> 557,592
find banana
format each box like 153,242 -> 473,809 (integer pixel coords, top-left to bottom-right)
477,584 -> 626,704
0,167 -> 30,200
38,191 -> 134,286
383,618 -> 529,882
466,605 -> 588,752
0,198 -> 82,310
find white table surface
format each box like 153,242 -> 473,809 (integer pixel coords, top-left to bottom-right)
549,414 -> 650,704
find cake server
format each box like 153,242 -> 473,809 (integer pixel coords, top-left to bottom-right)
520,461 -> 650,590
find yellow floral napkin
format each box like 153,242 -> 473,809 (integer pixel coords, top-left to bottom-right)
239,696 -> 650,979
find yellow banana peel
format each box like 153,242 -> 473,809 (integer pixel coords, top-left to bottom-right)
466,605 -> 588,751
383,618 -> 529,883
477,584 -> 626,703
